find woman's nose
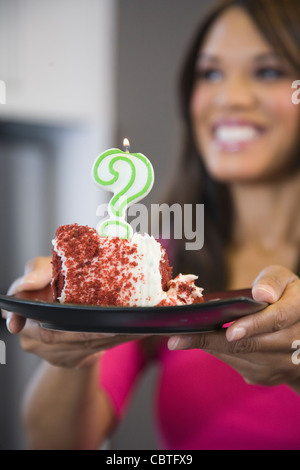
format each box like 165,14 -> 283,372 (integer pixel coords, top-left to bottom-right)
214,74 -> 257,110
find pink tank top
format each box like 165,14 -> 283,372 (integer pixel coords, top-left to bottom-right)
100,340 -> 300,450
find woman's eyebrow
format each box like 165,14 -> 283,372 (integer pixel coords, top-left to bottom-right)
253,52 -> 282,62
196,50 -> 288,66
196,52 -> 220,63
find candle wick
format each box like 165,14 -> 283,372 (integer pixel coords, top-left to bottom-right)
123,138 -> 131,153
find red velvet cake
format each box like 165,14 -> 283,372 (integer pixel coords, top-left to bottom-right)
51,223 -> 203,307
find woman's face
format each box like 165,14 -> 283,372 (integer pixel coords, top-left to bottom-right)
190,7 -> 300,183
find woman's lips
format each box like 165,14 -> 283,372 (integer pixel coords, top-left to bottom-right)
212,122 -> 265,152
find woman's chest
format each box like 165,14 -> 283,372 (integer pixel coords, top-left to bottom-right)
225,242 -> 299,290
155,349 -> 300,449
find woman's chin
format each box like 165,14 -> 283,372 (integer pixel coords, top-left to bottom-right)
204,162 -> 271,184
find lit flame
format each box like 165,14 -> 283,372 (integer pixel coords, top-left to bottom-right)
123,138 -> 130,152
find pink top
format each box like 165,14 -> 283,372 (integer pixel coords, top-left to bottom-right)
100,340 -> 300,450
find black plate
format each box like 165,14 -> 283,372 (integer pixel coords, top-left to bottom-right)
0,286 -> 268,334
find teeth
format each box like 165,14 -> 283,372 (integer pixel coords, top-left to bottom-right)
215,126 -> 260,143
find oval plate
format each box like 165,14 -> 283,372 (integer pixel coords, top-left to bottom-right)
0,286 -> 267,334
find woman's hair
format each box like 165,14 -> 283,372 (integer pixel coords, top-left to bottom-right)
167,0 -> 300,292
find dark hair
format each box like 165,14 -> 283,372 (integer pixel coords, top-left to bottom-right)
167,0 -> 300,292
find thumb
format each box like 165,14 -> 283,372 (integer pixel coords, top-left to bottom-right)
252,264 -> 299,303
8,256 -> 52,295
3,256 -> 52,335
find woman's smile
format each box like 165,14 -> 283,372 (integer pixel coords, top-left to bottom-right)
211,118 -> 266,152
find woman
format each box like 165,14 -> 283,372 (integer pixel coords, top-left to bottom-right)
4,0 -> 300,449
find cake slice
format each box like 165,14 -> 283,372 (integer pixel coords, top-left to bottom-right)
51,223 -> 203,306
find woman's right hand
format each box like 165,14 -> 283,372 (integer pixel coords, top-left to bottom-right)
1,256 -> 143,369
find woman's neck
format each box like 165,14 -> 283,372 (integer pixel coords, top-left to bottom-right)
229,171 -> 300,252
224,171 -> 300,289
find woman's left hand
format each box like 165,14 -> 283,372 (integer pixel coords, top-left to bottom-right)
167,265 -> 300,389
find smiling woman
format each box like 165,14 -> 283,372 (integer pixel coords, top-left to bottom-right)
6,0 -> 300,452
168,0 -> 300,292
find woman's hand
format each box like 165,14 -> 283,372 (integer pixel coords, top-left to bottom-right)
2,256 -> 53,334
167,265 -> 300,388
1,256 -> 143,369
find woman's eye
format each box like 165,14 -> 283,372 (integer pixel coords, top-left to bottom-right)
195,68 -> 223,82
255,67 -> 286,81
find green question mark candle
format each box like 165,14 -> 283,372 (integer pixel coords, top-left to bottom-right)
92,139 -> 154,238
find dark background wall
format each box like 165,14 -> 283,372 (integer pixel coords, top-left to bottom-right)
116,0 -> 210,204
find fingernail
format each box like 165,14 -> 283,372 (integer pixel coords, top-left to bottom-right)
168,336 -> 180,350
6,313 -> 13,334
227,326 -> 247,342
253,285 -> 276,302
168,336 -> 192,350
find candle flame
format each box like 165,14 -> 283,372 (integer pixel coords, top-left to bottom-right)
123,138 -> 130,152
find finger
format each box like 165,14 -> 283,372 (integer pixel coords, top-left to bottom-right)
20,321 -> 115,344
168,330 -> 234,352
1,309 -> 27,334
23,256 -> 52,289
5,312 -> 26,334
21,321 -> 141,348
252,264 -> 299,303
7,256 -> 52,295
7,275 -> 37,295
168,328 -> 290,354
226,279 -> 300,342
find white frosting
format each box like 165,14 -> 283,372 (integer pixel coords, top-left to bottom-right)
162,273 -> 203,305
129,233 -> 165,306
52,237 -> 68,303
